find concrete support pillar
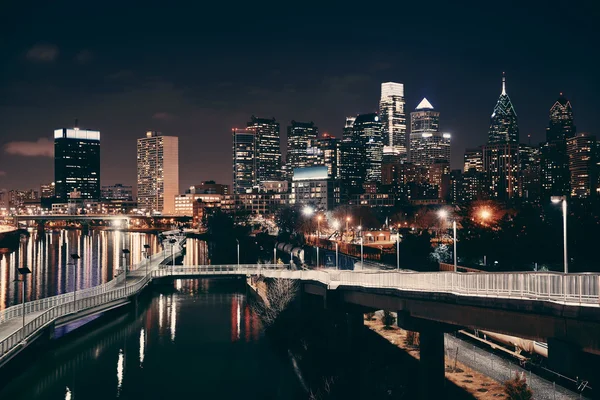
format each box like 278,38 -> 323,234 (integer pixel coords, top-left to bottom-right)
419,329 -> 445,399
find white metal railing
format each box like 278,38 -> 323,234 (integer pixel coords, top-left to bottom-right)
258,270 -> 600,306
0,233 -> 187,359
152,264 -> 288,278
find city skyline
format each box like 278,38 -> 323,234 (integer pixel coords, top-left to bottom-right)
0,2 -> 597,190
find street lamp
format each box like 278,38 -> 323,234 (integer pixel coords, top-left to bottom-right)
551,196 -> 568,274
438,210 -> 457,272
302,206 -> 314,217
122,249 -> 130,294
273,246 -> 277,264
358,225 -> 364,269
70,254 -> 80,312
16,267 -> 31,330
396,235 -> 401,270
169,238 -> 177,275
236,239 -> 240,267
332,220 -> 341,270
143,244 -> 150,276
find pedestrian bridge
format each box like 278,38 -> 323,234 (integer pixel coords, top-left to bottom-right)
2,239 -> 600,388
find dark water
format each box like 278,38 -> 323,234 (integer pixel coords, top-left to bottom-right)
0,279 -> 304,399
0,229 -> 216,311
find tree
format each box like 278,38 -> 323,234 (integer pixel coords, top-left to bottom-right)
503,372 -> 533,400
253,278 -> 299,327
381,311 -> 396,330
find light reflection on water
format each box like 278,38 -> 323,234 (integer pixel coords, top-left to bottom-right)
0,229 -> 165,311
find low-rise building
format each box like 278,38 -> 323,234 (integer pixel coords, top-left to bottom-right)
290,166 -> 340,210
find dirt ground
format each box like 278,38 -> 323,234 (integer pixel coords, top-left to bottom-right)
365,318 -> 507,399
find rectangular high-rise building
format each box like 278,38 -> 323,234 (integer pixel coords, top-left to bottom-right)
567,133 -> 597,199
232,128 -> 257,194
248,116 -> 282,183
307,134 -> 338,178
482,143 -> 519,201
286,120 -> 318,177
137,131 -> 179,214
463,148 -> 483,172
54,127 -> 101,200
379,82 -> 407,159
102,183 -> 134,201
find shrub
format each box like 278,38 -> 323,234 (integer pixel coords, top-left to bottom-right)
381,311 -> 396,330
406,331 -> 420,347
503,372 -> 533,400
364,312 -> 375,321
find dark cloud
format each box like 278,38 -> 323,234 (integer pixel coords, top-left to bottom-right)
75,50 -> 93,64
26,44 -> 59,62
4,138 -> 54,157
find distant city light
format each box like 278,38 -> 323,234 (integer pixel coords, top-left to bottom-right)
302,206 -> 314,216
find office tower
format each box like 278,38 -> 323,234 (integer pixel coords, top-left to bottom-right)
232,128 -> 257,194
353,113 -> 384,183
339,117 -> 363,193
482,143 -> 519,201
464,148 -> 483,172
286,121 -> 318,176
248,116 -> 281,183
54,126 -> 101,200
307,134 -> 338,178
40,182 -> 55,198
137,131 -> 179,214
8,189 -> 38,208
101,184 -> 134,201
379,82 -> 407,159
188,181 -> 230,195
519,144 -> 541,202
567,133 -> 597,198
541,93 -> 575,199
488,73 -> 519,144
409,98 -> 450,166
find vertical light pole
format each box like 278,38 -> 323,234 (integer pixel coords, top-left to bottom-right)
358,225 -> 364,269
169,238 -> 177,275
332,220 -> 340,270
316,215 -> 322,268
16,267 -> 31,330
236,239 -> 240,267
438,209 -> 457,272
143,244 -> 150,276
70,254 -> 80,311
273,246 -> 277,264
122,249 -> 130,294
396,235 -> 400,270
551,196 -> 568,274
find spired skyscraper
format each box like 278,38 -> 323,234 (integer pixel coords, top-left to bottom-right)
379,82 -> 407,160
248,116 -> 282,183
482,74 -> 520,201
136,131 -> 179,214
409,98 -> 450,166
54,126 -> 101,200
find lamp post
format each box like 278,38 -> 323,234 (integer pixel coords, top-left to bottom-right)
438,209 -> 457,272
332,220 -> 340,270
169,238 -> 177,275
551,196 -> 568,274
70,254 -> 80,311
358,225 -> 364,269
122,249 -> 130,294
236,239 -> 240,267
316,215 -> 322,268
273,246 -> 277,264
16,267 -> 31,330
143,244 -> 150,276
396,235 -> 400,270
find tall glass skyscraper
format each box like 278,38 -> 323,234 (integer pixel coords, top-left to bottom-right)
248,116 -> 281,183
338,116 -> 363,193
232,128 -> 257,194
379,82 -> 407,159
54,127 -> 100,200
541,93 -> 576,199
136,131 -> 179,214
286,120 -> 318,176
409,98 -> 450,166
353,113 -> 384,183
488,74 -> 519,144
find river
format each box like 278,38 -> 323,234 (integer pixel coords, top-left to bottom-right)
0,279 -> 305,399
0,229 -> 212,311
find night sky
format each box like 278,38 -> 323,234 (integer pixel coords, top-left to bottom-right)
0,1 -> 597,191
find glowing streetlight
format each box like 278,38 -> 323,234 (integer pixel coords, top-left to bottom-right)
551,196 -> 568,274
438,209 -> 457,272
480,209 -> 491,221
302,206 -> 314,216
332,220 -> 340,231
345,216 -> 351,232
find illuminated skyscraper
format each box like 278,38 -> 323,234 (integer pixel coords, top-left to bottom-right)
338,117 -> 363,193
567,133 -> 597,198
54,127 -> 101,200
541,93 -> 575,200
409,98 -> 450,166
307,134 -> 338,178
136,131 -> 179,214
353,113 -> 384,183
248,116 -> 282,183
488,74 -> 519,144
379,82 -> 407,159
232,128 -> 257,194
286,121 -> 318,177
463,147 -> 483,172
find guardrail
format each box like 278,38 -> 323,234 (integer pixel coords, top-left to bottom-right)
152,264 -> 288,277
258,270 -> 600,306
